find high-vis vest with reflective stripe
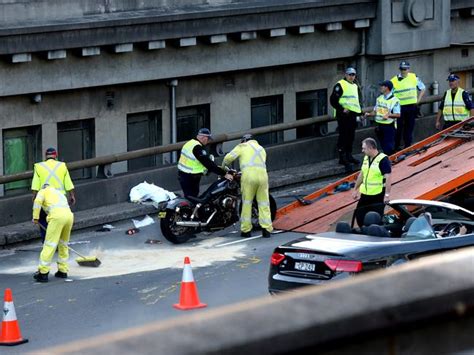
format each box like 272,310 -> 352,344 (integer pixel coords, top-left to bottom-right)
391,73 -> 418,106
337,79 -> 362,114
359,153 -> 387,196
375,94 -> 399,127
238,140 -> 267,172
31,159 -> 74,194
222,140 -> 267,173
178,139 -> 206,174
33,186 -> 71,220
443,88 -> 470,122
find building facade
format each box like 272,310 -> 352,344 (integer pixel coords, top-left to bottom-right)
1,0 -> 473,195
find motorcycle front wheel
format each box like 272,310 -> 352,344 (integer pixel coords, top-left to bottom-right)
160,209 -> 194,244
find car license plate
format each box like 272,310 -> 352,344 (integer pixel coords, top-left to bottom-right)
294,262 -> 316,272
158,211 -> 166,218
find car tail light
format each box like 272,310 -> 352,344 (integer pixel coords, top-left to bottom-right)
324,259 -> 362,272
271,253 -> 286,266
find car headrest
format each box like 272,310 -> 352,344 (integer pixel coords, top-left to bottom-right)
403,216 -> 417,232
367,224 -> 390,238
363,211 -> 382,226
335,221 -> 352,233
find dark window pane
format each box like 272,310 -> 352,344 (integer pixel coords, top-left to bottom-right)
176,104 -> 210,142
296,89 -> 328,138
251,95 -> 283,146
2,126 -> 41,194
127,111 -> 163,171
57,119 -> 95,180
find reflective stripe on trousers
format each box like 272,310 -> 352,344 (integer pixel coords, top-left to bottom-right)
38,212 -> 74,274
240,170 -> 272,233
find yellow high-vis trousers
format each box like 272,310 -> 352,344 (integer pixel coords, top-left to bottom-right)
38,212 -> 74,274
240,170 -> 273,233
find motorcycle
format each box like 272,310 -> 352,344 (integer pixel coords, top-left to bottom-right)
159,172 -> 277,244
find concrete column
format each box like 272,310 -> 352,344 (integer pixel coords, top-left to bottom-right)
161,106 -> 171,165
283,92 -> 296,141
42,122 -> 57,153
95,113 -> 127,174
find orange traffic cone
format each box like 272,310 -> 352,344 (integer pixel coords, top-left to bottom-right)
0,288 -> 28,346
173,257 -> 207,310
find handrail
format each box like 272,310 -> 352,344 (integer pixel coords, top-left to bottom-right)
0,93 -> 452,185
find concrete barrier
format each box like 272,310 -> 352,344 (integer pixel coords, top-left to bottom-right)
44,246 -> 474,354
0,115 -> 437,227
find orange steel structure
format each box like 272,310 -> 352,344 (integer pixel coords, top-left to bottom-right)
274,118 -> 474,234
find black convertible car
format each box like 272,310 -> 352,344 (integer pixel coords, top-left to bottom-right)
268,199 -> 474,294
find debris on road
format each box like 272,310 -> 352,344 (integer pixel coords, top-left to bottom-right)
132,215 -> 155,229
145,239 -> 162,245
126,228 -> 140,235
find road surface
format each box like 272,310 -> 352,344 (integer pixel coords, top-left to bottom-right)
0,178 -> 340,353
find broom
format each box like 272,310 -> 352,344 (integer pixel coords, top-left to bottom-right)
38,224 -> 101,267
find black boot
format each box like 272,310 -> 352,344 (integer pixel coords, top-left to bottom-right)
338,149 -> 349,165
346,152 -> 360,164
262,229 -> 271,238
33,271 -> 49,283
241,231 -> 252,238
55,271 -> 68,279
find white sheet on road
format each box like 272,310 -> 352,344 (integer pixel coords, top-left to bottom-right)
129,181 -> 176,204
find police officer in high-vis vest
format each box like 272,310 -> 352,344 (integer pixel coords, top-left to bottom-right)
330,67 -> 363,168
222,134 -> 273,238
31,147 -> 75,243
33,184 -> 74,283
365,80 -> 401,155
352,138 -> 392,228
435,74 -> 474,130
391,61 -> 425,151
177,128 -> 233,198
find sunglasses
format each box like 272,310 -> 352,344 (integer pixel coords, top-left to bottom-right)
347,73 -> 356,76
400,68 -> 408,71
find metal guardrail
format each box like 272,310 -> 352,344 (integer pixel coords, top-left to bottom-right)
0,93 -> 450,185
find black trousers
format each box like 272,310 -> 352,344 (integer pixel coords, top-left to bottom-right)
443,120 -> 461,130
375,123 -> 396,156
355,192 -> 385,228
178,171 -> 202,198
337,112 -> 358,154
395,104 -> 417,149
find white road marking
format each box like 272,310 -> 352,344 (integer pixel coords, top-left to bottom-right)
215,235 -> 262,247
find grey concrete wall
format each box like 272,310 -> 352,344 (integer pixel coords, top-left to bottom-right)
0,115 -> 438,227
0,60 -> 347,174
367,0 -> 451,55
0,29 -> 362,97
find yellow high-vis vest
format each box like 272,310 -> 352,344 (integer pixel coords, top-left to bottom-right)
375,94 -> 399,127
443,88 -> 470,122
359,153 -> 387,195
178,139 -> 207,174
31,159 -> 74,194
391,73 -> 418,106
337,79 -> 362,114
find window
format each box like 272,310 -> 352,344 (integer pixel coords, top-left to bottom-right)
57,119 -> 95,180
176,104 -> 210,142
251,95 -> 283,145
2,126 -> 41,195
296,89 -> 328,138
127,111 -> 163,171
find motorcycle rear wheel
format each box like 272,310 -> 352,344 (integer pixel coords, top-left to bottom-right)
160,210 -> 194,244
